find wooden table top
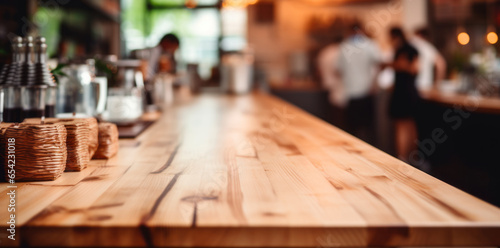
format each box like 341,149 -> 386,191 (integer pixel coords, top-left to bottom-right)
1,92 -> 500,247
420,89 -> 500,114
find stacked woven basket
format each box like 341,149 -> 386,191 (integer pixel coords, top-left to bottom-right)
2,118 -> 119,181
2,122 -> 67,181
94,122 -> 119,159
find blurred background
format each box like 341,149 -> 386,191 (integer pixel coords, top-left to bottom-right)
1,0 -> 500,206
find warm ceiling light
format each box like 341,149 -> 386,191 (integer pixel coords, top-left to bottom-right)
222,0 -> 258,8
487,31 -> 498,44
457,32 -> 470,45
185,0 -> 197,8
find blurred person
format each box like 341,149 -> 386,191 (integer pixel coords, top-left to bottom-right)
138,33 -> 180,81
411,27 -> 446,90
317,36 -> 345,108
387,27 -> 420,162
135,33 -> 179,107
152,33 -> 180,74
336,23 -> 382,144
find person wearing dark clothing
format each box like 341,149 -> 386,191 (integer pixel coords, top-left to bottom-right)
390,42 -> 420,118
388,27 -> 420,162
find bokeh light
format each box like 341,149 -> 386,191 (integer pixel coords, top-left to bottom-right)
457,32 -> 470,45
487,31 -> 498,44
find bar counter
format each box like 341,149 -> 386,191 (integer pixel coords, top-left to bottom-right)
1,92 -> 500,247
420,89 -> 500,114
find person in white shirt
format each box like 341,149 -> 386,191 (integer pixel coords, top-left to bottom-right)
317,36 -> 345,108
411,27 -> 446,90
148,33 -> 180,77
133,33 -> 180,82
336,23 -> 382,144
133,34 -> 180,107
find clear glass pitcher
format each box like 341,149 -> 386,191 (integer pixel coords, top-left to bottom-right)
56,62 -> 107,117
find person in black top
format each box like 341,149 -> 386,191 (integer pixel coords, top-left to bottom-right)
388,27 -> 420,162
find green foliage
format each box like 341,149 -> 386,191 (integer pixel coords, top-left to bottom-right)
150,0 -> 186,7
49,63 -> 68,85
33,7 -> 64,57
149,9 -> 191,38
121,0 -> 147,37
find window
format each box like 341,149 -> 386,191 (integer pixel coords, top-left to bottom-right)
121,0 -> 247,79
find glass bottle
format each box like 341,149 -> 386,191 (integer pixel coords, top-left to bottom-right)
20,36 -> 46,119
34,37 -> 57,117
2,37 -> 24,122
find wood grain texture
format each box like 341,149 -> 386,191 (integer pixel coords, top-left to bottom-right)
1,92 -> 500,247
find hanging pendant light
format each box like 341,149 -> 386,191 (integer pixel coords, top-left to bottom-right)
487,31 -> 498,44
486,26 -> 498,44
222,0 -> 258,8
457,27 -> 470,45
485,0 -> 498,45
185,0 -> 197,8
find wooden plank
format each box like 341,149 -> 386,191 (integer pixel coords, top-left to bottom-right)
0,159 -> 105,246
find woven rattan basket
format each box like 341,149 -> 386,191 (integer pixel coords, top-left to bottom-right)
85,118 -> 99,158
93,122 -> 119,159
25,117 -> 99,160
4,123 -> 67,181
45,119 -> 89,171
